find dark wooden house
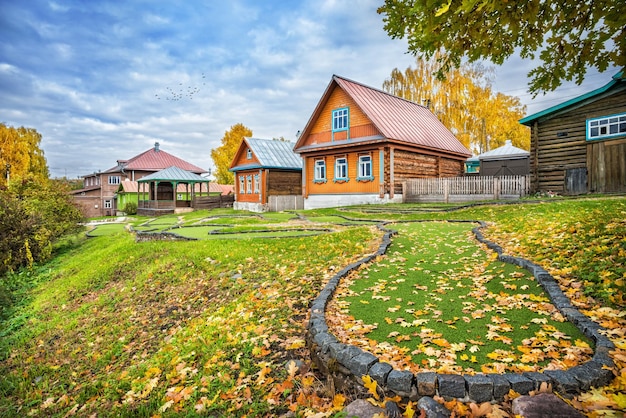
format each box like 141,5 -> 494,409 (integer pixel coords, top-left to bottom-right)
520,70 -> 626,194
293,75 -> 471,209
230,137 -> 302,212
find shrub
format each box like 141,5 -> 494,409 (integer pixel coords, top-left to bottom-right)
123,201 -> 137,215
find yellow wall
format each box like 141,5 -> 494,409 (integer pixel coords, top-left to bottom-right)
305,150 -> 380,195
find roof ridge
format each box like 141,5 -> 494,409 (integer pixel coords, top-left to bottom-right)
332,74 -> 428,108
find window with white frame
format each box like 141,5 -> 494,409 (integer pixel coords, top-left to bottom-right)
104,200 -> 112,209
254,174 -> 260,194
314,159 -> 326,183
357,155 -> 373,180
332,108 -> 349,132
246,175 -> 252,193
108,175 -> 120,185
239,175 -> 245,194
247,149 -> 252,159
587,113 -> 626,141
334,157 -> 348,181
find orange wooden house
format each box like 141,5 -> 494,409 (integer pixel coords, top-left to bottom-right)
230,137 -> 302,212
293,75 -> 471,209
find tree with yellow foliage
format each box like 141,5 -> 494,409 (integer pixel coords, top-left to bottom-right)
0,123 -> 48,187
210,123 -> 253,184
382,55 -> 529,155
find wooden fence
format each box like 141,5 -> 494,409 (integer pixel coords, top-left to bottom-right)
193,195 -> 235,209
403,175 -> 530,203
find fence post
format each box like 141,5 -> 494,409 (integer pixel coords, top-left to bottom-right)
402,181 -> 406,203
494,177 -> 501,200
443,179 -> 449,203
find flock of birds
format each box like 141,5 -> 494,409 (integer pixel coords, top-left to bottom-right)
155,73 -> 206,101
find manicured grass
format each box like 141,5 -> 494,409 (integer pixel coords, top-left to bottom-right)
331,221 -> 592,373
87,223 -> 127,236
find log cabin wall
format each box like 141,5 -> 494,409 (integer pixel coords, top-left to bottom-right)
530,89 -> 626,194
392,149 -> 465,194
267,170 -> 302,196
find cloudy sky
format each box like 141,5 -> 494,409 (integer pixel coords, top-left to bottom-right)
0,0 -> 618,179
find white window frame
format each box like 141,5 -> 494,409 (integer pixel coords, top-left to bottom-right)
314,159 -> 326,183
357,154 -> 373,181
239,175 -> 245,194
587,112 -> 626,141
254,174 -> 260,194
108,175 -> 120,185
332,108 -> 349,132
104,200 -> 112,209
334,156 -> 348,182
246,149 -> 252,159
246,175 -> 252,194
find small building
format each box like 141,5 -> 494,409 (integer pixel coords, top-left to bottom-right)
293,75 -> 471,209
71,142 -> 207,217
466,140 -> 530,176
230,137 -> 303,212
136,166 -> 211,216
520,70 -> 626,194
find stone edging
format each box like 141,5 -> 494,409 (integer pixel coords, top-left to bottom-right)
306,220 -> 616,403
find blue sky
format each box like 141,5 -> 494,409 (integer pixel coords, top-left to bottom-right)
0,0 -> 617,179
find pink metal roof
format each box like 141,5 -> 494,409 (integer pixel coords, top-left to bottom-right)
294,75 -> 470,157
106,143 -> 207,174
334,76 -> 470,156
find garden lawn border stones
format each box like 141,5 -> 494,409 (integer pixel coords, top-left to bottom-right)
306,219 -> 616,403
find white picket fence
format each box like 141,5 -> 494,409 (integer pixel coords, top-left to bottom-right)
403,175 -> 530,203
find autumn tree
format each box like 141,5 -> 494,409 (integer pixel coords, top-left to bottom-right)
383,55 -> 529,154
377,0 -> 626,96
210,123 -> 253,184
0,123 -> 48,187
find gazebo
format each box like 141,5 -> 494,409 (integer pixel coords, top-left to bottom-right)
137,166 -> 211,216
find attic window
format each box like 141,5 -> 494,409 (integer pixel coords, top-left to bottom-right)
332,107 -> 349,132
587,113 -> 626,141
246,149 -> 252,159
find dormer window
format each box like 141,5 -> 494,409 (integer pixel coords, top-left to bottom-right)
246,149 -> 252,159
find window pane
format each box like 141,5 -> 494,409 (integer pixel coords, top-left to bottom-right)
590,127 -> 598,137
610,124 -> 618,134
620,123 -> 626,133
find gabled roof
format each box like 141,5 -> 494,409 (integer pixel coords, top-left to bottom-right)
118,179 -> 227,194
293,75 -> 470,157
230,137 -> 302,172
520,70 -> 626,125
477,140 -> 529,161
137,166 -> 209,183
103,142 -> 207,174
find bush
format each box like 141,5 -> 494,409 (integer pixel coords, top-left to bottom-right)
0,176 -> 84,277
123,201 -> 137,215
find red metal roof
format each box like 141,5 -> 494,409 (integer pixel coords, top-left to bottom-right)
295,75 -> 471,157
106,144 -> 207,174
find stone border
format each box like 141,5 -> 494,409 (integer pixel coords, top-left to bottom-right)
306,220 -> 616,402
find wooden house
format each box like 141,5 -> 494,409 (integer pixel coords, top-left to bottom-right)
292,75 -> 471,209
520,70 -> 626,194
229,137 -> 302,212
70,142 -> 207,217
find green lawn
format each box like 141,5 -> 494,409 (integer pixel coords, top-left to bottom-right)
332,221 -> 591,374
1,198 -> 624,417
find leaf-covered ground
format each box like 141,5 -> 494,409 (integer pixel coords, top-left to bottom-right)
1,197 -> 625,417
327,221 -> 593,374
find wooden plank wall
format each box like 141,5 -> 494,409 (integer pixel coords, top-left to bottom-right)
267,170 -> 302,195
393,149 -> 465,194
531,88 -> 626,194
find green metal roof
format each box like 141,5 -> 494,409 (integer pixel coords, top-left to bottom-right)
520,70 -> 625,126
137,166 -> 209,183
